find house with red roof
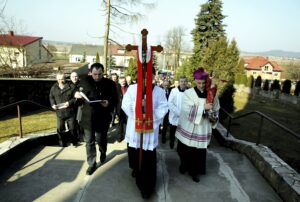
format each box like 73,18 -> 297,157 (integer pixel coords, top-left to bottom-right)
0,31 -> 53,68
244,56 -> 282,80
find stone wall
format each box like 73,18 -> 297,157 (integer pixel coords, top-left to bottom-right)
234,84 -> 300,107
214,124 -> 300,202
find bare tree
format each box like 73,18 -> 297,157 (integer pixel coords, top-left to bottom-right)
283,61 -> 300,81
101,0 -> 156,74
0,1 -> 28,69
164,26 -> 185,70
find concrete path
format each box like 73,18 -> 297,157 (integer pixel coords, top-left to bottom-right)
0,133 -> 282,202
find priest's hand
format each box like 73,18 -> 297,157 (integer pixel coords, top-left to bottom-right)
204,103 -> 212,110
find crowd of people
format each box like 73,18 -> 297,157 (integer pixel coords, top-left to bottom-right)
49,63 -> 220,199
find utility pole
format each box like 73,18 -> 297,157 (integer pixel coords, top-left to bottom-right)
103,0 -> 111,74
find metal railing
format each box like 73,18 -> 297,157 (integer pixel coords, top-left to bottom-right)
0,100 -> 54,138
220,108 -> 300,145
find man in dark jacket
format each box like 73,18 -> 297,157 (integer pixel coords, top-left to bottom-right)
49,71 -> 78,147
70,71 -> 84,142
74,63 -> 118,175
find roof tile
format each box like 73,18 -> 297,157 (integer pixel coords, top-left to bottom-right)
0,33 -> 42,46
244,56 -> 282,71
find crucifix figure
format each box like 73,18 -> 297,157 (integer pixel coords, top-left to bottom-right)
121,29 -> 168,199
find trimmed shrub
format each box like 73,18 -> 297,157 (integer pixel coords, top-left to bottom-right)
254,76 -> 262,88
294,81 -> 300,96
282,80 -> 292,94
218,83 -> 236,122
234,73 -> 246,85
263,80 -> 269,91
241,75 -> 247,86
247,75 -> 254,88
270,79 -> 280,91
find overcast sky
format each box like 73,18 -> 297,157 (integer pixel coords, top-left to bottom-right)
3,0 -> 300,52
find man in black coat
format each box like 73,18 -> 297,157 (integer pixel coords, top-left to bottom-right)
49,72 -> 78,147
70,71 -> 84,142
74,63 -> 118,175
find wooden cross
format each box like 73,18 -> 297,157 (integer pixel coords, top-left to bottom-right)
125,29 -> 163,171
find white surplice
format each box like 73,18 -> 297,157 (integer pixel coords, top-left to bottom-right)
121,84 -> 168,151
175,88 -> 220,149
168,87 -> 184,126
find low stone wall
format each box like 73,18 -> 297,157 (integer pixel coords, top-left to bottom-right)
234,84 -> 300,107
259,90 -> 300,105
214,124 -> 300,202
0,132 -> 57,172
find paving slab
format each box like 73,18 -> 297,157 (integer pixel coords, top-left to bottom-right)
0,136 -> 283,202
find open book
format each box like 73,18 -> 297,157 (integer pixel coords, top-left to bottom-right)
79,92 -> 104,103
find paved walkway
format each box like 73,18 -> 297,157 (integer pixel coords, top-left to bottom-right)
0,129 -> 282,202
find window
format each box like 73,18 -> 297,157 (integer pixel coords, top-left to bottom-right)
14,52 -> 19,56
264,66 -> 268,71
274,73 -> 278,76
253,72 -> 256,74
39,49 -> 41,59
117,48 -> 125,54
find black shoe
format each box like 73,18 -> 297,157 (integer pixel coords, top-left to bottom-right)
72,141 -> 79,147
162,136 -> 166,144
117,135 -> 124,143
86,165 -> 96,175
58,140 -> 66,147
192,175 -> 200,183
179,165 -> 186,174
100,152 -> 106,163
141,192 -> 151,199
131,170 -> 136,178
170,141 -> 174,149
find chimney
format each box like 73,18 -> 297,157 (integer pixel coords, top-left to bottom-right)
8,31 -> 14,36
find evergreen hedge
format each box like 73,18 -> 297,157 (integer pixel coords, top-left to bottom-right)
294,81 -> 300,96
254,76 -> 262,88
263,80 -> 269,91
282,80 -> 292,94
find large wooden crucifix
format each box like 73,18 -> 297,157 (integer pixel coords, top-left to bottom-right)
126,29 -> 163,170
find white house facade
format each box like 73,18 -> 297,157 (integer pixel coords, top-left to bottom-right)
0,31 -> 53,68
69,44 -> 103,64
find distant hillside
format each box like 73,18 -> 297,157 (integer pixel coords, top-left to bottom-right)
44,40 -> 75,46
241,50 -> 300,59
44,40 -> 300,59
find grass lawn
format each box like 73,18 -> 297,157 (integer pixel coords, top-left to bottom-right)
222,91 -> 300,173
0,110 -> 56,142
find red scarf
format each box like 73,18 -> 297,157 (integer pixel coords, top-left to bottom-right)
135,48 -> 153,133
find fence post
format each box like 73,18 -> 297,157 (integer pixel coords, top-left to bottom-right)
17,104 -> 23,138
256,116 -> 264,145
